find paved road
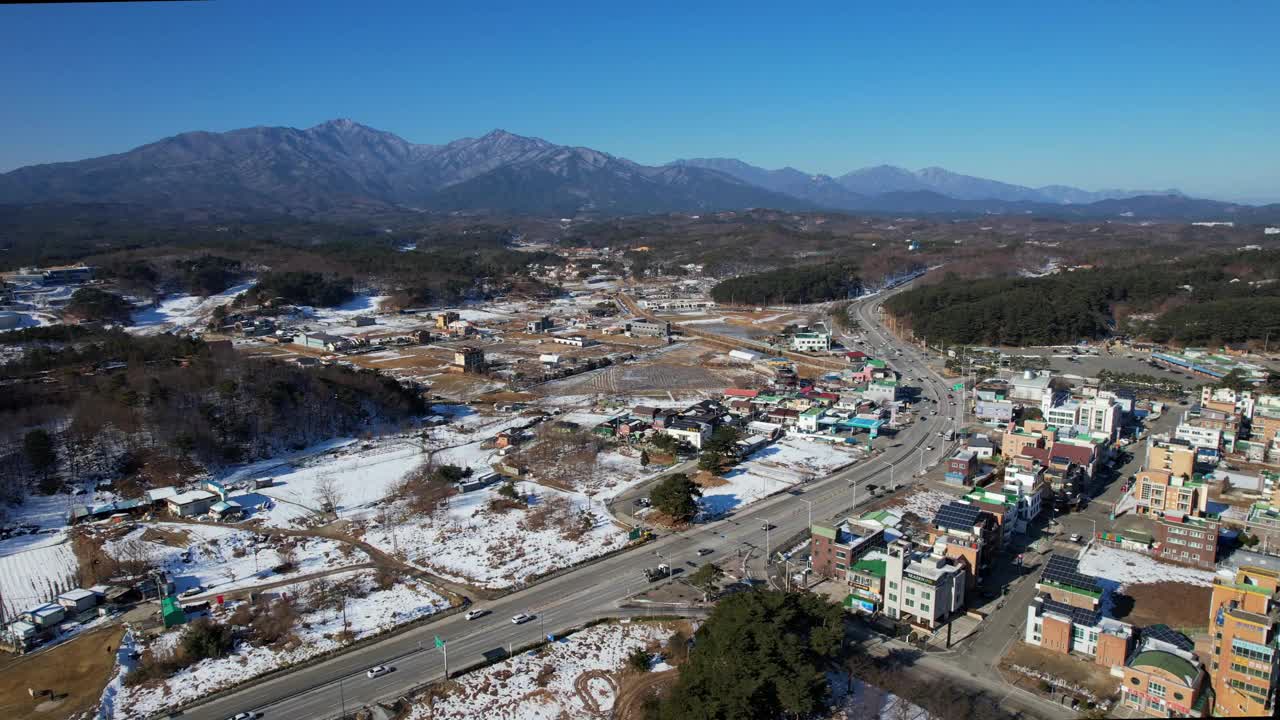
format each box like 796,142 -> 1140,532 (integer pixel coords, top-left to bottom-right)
175,284 -> 992,720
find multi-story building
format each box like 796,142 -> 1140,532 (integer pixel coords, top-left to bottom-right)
1133,469 -> 1208,517
790,331 -> 832,352
1042,393 -> 1122,441
944,450 -> 979,485
625,319 -> 671,338
452,347 -> 485,374
1152,512 -> 1220,568
809,520 -> 886,579
1175,423 -> 1224,453
928,501 -> 1000,582
1025,555 -> 1134,668
1207,565 -> 1280,717
1147,439 -> 1197,480
1119,626 -> 1209,718
882,540 -> 966,630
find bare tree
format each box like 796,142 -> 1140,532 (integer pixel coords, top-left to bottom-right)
313,471 -> 343,514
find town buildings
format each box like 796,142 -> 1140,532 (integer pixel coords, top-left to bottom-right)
790,332 -> 831,352
1024,555 -> 1134,667
1120,627 -> 1209,718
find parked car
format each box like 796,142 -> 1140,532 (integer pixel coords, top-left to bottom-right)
179,586 -> 203,598
511,613 -> 534,624
465,609 -> 488,621
1069,533 -> 1084,543
696,548 -> 713,556
366,665 -> 392,679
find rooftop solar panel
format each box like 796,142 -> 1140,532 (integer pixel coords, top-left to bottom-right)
934,501 -> 982,532
1040,554 -> 1103,595
1144,624 -> 1195,652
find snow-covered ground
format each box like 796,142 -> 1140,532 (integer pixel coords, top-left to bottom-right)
883,487 -> 957,521
0,541 -> 79,615
830,671 -> 928,720
129,282 -> 256,335
362,480 -> 628,590
109,569 -> 450,719
407,620 -> 681,720
1077,544 -> 1217,589
103,523 -> 357,595
700,436 -> 857,516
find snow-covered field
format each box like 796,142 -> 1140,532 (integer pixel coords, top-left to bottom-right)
408,620 -> 681,720
1077,544 -> 1217,589
700,437 -> 856,516
0,541 -> 79,615
130,282 -> 255,335
103,523 -> 357,595
883,487 -> 957,521
110,569 -> 450,719
362,480 -> 628,590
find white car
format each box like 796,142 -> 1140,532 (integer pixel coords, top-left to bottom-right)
1070,533 -> 1084,544
228,713 -> 260,720
465,609 -> 488,621
511,613 -> 534,624
366,665 -> 391,679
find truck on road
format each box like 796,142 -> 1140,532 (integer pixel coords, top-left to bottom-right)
643,563 -> 671,582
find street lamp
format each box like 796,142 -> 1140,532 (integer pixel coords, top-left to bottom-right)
873,458 -> 894,491
798,498 -> 813,529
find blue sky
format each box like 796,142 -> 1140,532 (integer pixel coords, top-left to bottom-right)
3,1 -> 1278,201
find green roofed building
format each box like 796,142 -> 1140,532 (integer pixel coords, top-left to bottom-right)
161,596 -> 186,628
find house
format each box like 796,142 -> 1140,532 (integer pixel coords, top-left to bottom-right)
974,399 -> 1014,423
551,335 -> 594,348
56,588 -> 99,614
863,379 -> 898,406
631,406 -> 661,423
881,540 -> 967,630
166,490 -> 216,518
966,434 -> 995,459
209,500 -> 245,522
526,316 -> 553,333
798,407 -> 826,433
295,332 -> 354,352
435,311 -> 460,329
349,315 -> 376,327
1120,627 -> 1208,718
1024,555 -> 1134,668
662,418 -> 711,449
945,450 -> 979,485
452,347 -> 485,374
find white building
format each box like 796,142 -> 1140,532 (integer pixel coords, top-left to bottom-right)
790,332 -> 831,352
1009,370 -> 1054,405
1174,423 -> 1222,451
882,540 -> 967,629
1041,393 -> 1121,441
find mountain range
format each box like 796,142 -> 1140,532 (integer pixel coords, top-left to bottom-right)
0,119 -> 1275,221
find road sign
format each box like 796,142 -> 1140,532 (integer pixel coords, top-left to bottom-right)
434,635 -> 445,649
952,382 -> 964,391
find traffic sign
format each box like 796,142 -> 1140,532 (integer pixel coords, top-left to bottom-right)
434,635 -> 445,649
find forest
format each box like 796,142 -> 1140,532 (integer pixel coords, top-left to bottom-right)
884,249 -> 1280,346
0,328 -> 425,503
710,262 -> 862,305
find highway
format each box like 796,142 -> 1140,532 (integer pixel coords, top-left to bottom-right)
178,284 -> 967,720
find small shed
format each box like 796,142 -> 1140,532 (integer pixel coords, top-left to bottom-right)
209,500 -> 244,521
56,588 -> 99,614
23,603 -> 65,629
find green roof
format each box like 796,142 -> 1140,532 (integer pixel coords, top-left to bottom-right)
1130,651 -> 1197,684
801,407 -> 826,417
812,525 -> 837,540
1040,579 -> 1103,599
850,559 -> 886,577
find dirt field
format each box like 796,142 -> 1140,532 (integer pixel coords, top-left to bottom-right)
1000,641 -> 1119,700
1113,582 -> 1213,632
0,624 -> 125,719
613,668 -> 679,720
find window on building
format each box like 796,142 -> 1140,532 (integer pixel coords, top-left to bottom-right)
889,581 -> 897,589
1148,681 -> 1166,698
906,586 -> 916,596
905,599 -> 915,608
836,563 -> 846,570
888,593 -> 897,602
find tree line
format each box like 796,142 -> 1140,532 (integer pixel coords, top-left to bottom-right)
885,249 -> 1280,346
0,329 -> 424,502
710,262 -> 862,305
